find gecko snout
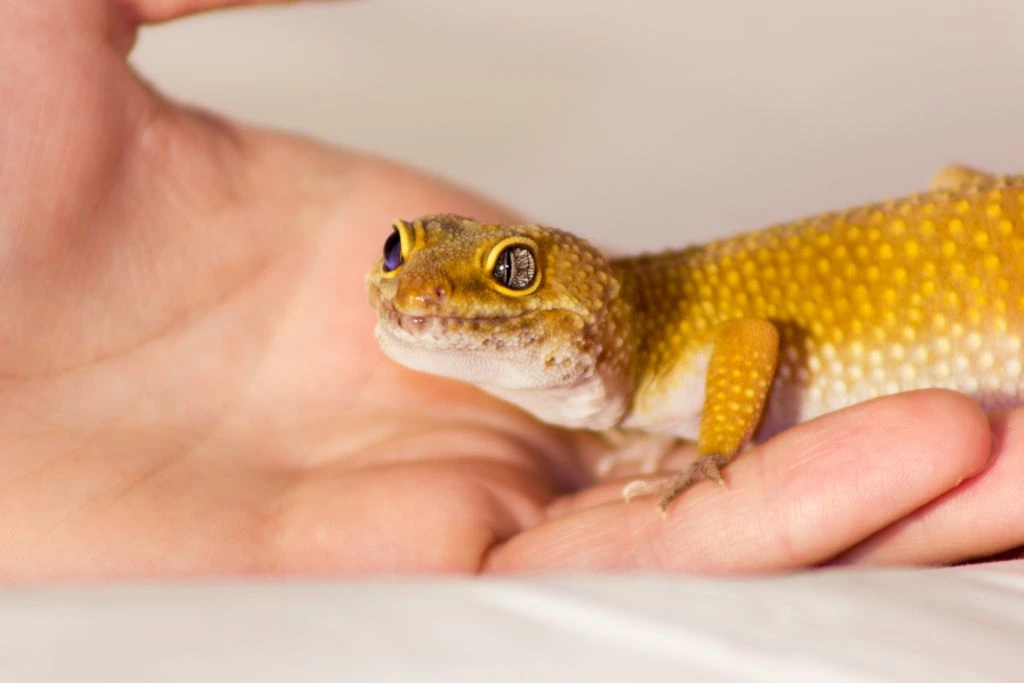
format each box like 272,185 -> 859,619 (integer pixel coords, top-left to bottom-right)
394,274 -> 452,314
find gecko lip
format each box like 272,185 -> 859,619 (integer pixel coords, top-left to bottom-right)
374,299 -> 555,355
380,300 -> 528,330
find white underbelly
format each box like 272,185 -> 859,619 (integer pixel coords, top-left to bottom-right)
758,335 -> 1024,440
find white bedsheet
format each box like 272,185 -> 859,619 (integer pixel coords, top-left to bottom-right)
3,562 -> 1022,682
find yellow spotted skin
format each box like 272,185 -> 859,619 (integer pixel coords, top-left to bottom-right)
368,166 -> 1024,512
614,168 -> 1024,455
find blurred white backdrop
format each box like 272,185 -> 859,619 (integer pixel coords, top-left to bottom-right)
132,0 -> 1024,250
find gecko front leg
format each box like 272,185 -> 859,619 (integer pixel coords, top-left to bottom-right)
624,318 -> 780,513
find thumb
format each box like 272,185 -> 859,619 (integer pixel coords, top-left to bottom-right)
125,0 -> 340,24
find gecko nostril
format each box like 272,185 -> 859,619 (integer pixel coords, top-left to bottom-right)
408,281 -> 450,310
395,275 -> 452,313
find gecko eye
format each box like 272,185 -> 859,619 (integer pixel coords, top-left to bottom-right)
492,245 -> 536,291
382,228 -> 403,272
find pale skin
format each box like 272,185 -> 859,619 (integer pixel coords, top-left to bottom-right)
0,0 -> 1021,583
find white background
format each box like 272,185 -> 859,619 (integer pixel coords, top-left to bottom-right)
131,0 -> 1024,250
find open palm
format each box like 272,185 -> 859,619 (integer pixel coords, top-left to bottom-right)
1,0 -> 1020,582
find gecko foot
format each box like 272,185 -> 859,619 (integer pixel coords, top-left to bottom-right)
622,454 -> 731,514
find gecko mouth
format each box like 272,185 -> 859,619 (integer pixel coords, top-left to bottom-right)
379,300 -> 529,333
373,299 -> 556,356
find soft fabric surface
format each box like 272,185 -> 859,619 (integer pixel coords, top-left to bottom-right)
3,562 -> 1022,681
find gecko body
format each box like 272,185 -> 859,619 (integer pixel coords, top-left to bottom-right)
366,165 -> 1024,510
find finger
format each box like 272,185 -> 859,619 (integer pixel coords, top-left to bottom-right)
124,0 -> 328,24
545,447 -> 704,519
484,390 -> 992,573
265,459 -> 552,576
834,407 -> 1022,566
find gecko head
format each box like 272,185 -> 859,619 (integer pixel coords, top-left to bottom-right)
366,214 -> 621,390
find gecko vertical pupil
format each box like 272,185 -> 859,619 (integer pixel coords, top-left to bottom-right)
492,245 -> 536,291
382,228 -> 403,272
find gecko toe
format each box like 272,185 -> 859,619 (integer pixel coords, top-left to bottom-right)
624,454 -> 733,513
622,479 -> 662,502
700,455 -> 729,487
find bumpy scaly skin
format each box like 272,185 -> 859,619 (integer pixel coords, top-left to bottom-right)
366,215 -> 637,431
367,165 -> 1024,512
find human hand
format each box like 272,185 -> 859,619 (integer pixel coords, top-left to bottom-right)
1,0 -> 1019,582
